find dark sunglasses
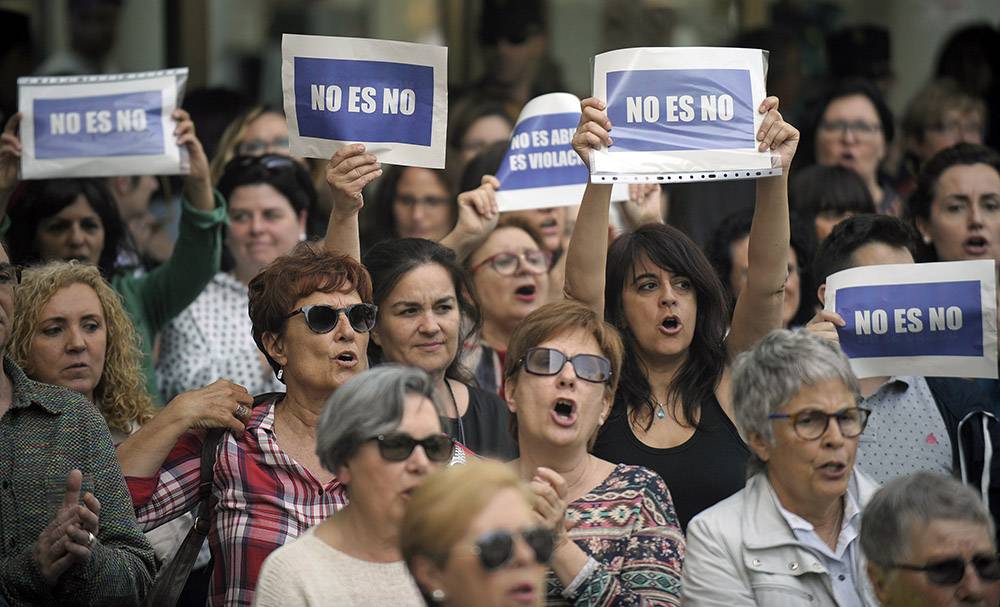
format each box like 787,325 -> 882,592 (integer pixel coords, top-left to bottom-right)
473,526 -> 555,571
285,303 -> 378,334
891,554 -> 1000,586
229,153 -> 299,171
518,347 -> 612,384
373,432 -> 453,463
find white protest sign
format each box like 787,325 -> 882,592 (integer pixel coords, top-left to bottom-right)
590,47 -> 779,184
17,69 -> 189,179
282,34 -> 447,169
825,260 -> 998,379
495,93 -> 628,211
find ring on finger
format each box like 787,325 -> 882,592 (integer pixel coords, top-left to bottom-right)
234,405 -> 251,420
87,531 -> 95,547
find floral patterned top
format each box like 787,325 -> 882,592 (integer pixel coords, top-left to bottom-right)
547,464 -> 685,606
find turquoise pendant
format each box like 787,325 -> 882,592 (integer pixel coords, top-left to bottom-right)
656,405 -> 666,419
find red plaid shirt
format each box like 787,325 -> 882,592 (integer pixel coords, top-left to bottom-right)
127,395 -> 347,606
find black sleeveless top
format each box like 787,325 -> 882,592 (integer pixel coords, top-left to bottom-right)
592,395 -> 749,530
442,385 -> 519,462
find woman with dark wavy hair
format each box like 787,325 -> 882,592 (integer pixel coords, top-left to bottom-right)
566,95 -> 800,529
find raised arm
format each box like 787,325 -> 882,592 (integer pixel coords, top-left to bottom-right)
564,98 -> 614,313
323,144 -> 382,261
725,96 -> 799,359
0,113 -> 22,220
438,175 -> 500,261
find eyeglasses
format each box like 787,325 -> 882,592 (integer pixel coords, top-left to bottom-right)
372,432 -> 453,463
889,554 -> 1000,586
469,250 -> 551,276
237,138 -> 290,156
0,263 -> 21,287
285,303 -> 378,334
818,120 -> 882,138
518,347 -> 612,384
473,526 -> 555,571
768,407 -> 870,440
394,194 -> 451,208
927,120 -> 984,138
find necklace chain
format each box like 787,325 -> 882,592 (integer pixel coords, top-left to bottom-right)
444,379 -> 467,446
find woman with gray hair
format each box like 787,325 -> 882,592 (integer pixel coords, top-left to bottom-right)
252,365 -> 456,607
861,472 -> 1000,606
682,329 -> 881,606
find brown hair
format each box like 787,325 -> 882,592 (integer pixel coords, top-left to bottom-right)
10,261 -> 154,433
503,300 -> 625,443
400,460 -> 532,569
248,242 -> 373,379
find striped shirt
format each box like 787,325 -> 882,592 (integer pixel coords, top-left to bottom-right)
128,394 -> 348,607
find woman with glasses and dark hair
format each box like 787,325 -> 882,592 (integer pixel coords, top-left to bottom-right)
255,365 -> 457,607
861,472 -> 1000,606
121,243 -> 375,606
567,96 -> 798,530
362,165 -> 456,250
804,79 -> 899,216
682,330 -> 880,606
157,153 -> 315,401
209,105 -> 292,183
502,300 -> 683,604
0,109 -> 226,401
402,460 -> 553,607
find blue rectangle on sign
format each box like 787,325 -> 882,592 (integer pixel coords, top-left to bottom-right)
605,68 -> 755,152
33,91 -> 164,159
496,112 -> 587,190
836,281 -> 983,358
294,57 -> 434,146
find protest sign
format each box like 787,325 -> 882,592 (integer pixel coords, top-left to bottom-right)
282,34 -> 447,169
590,47 -> 780,183
17,68 -> 189,179
824,260 -> 998,379
495,92 -> 629,212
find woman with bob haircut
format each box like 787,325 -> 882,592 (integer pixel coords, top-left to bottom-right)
255,365 -> 456,606
120,243 -> 376,606
9,261 -> 249,572
682,330 -> 880,606
504,300 -> 684,605
402,460 -> 552,607
566,95 -> 799,529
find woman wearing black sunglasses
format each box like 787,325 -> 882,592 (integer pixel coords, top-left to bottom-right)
402,460 -> 552,606
255,365 -> 458,606
503,300 -> 684,605
862,472 -> 1000,606
683,330 -> 880,606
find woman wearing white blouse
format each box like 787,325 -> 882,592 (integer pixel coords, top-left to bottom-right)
157,154 -> 313,400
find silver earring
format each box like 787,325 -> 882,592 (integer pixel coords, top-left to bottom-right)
430,589 -> 446,602
923,235 -> 932,245
299,232 -> 307,242
276,368 -> 283,380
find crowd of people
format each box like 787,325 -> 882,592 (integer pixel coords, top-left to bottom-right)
0,3 -> 999,607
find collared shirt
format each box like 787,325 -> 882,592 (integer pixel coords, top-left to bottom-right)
857,376 -> 953,484
0,357 -> 156,606
129,394 -> 348,607
775,485 -> 864,607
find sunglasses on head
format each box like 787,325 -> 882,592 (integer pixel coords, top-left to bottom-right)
891,554 -> 1000,586
473,526 -> 555,571
373,432 -> 453,463
285,303 -> 378,334
518,347 -> 612,384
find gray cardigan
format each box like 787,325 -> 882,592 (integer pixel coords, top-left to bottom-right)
681,470 -> 881,606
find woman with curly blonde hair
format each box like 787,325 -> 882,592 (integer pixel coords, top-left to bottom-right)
9,261 -> 154,437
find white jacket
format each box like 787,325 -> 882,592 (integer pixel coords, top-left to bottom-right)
681,471 -> 881,606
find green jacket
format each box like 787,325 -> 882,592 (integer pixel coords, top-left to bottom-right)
0,357 -> 157,605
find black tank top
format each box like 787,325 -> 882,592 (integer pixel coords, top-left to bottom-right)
592,395 -> 749,530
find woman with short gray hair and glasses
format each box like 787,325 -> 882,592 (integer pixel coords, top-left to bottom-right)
253,365 -> 457,607
861,472 -> 1000,606
682,330 -> 881,606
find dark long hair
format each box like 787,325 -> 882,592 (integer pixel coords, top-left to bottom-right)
7,178 -> 129,277
604,223 -> 730,430
363,238 -> 480,385
361,166 -> 454,250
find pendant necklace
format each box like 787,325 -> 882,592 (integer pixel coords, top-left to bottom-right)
654,398 -> 666,419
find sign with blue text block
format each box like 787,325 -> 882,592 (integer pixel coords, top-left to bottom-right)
282,34 -> 447,169
825,260 -> 997,379
17,69 -> 189,179
590,47 -> 780,183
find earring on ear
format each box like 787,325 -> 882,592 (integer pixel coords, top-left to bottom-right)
430,589 -> 446,602
598,416 -> 606,425
277,368 -> 284,380
299,232 -> 307,242
923,235 -> 932,245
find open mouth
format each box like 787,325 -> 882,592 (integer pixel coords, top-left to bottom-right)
539,218 -> 560,234
514,284 -> 537,302
659,316 -> 681,335
818,461 -> 847,478
551,398 -> 577,427
334,352 -> 358,366
964,235 -> 989,255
